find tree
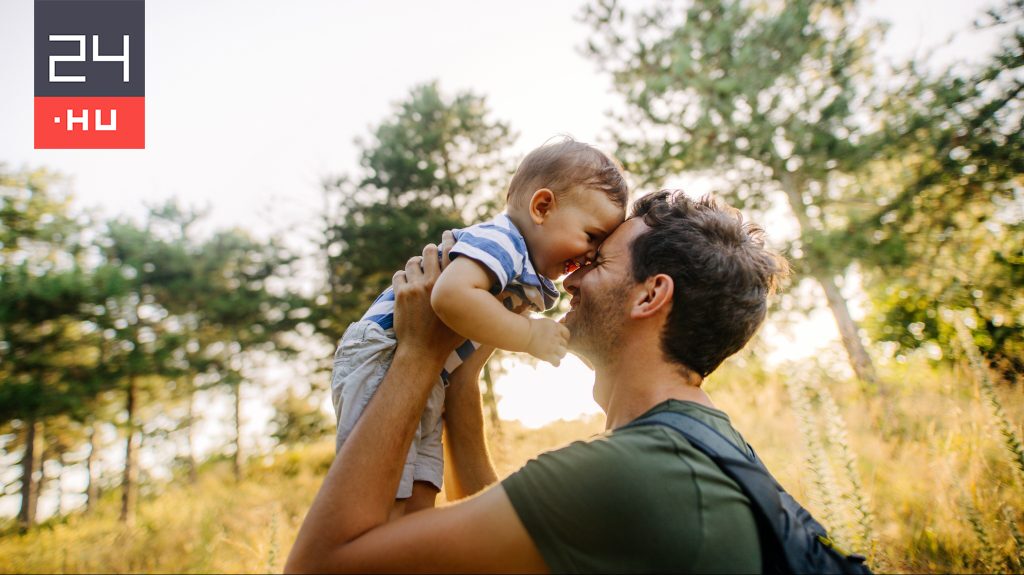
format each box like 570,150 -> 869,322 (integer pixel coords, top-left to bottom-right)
139,200 -> 210,484
319,81 -> 517,427
270,388 -> 331,446
582,0 -> 889,389
196,229 -> 309,482
96,215 -> 192,524
0,167 -> 124,530
854,1 -> 1024,377
320,81 -> 517,340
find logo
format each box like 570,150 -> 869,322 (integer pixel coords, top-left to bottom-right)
34,0 -> 145,149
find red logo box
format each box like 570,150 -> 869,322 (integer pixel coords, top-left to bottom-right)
35,0 -> 145,149
35,96 -> 144,149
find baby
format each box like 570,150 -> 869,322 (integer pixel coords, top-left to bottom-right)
330,137 -> 628,513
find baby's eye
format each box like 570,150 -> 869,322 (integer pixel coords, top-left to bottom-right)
586,232 -> 596,242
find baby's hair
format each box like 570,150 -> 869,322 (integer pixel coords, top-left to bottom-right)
506,136 -> 628,210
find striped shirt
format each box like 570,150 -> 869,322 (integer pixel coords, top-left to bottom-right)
359,214 -> 559,381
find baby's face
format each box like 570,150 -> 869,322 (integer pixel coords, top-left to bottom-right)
532,190 -> 625,280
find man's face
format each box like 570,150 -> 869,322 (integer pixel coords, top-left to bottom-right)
561,218 -> 647,365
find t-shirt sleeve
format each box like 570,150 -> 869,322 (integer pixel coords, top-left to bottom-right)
501,431 -> 706,573
450,224 -> 525,291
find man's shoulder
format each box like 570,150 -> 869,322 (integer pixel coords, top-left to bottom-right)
503,418 -> 699,493
502,400 -> 754,524
509,401 -> 744,472
501,404 -> 762,573
637,399 -> 751,454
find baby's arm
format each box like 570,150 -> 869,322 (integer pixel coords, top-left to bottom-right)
431,257 -> 568,366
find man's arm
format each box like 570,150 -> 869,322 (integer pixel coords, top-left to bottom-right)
285,246 -> 546,574
443,345 -> 499,501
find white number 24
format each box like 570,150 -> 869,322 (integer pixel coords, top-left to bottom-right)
48,34 -> 130,83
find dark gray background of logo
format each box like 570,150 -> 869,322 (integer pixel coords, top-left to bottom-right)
35,0 -> 145,97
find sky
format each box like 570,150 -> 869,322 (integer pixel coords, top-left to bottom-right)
0,0 -> 1005,516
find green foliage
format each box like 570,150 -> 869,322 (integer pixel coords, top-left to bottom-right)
0,168 -> 121,424
855,3 -> 1024,375
0,167 -> 318,526
581,0 -> 881,205
582,0 -> 1022,387
356,82 -> 515,217
0,168 -> 80,256
581,0 -> 893,387
270,389 -> 331,446
319,81 -> 517,341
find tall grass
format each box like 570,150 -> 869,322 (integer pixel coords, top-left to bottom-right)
709,353 -> 1023,573
954,314 -> 1024,485
809,375 -> 877,558
1003,505 -> 1024,572
784,372 -> 851,549
1,358 -> 1021,573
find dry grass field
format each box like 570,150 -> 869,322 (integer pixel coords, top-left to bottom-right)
1,356 -> 1021,574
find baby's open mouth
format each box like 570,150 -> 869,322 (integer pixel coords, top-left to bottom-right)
563,257 -> 586,275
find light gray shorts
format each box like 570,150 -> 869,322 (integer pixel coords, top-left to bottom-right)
330,320 -> 445,499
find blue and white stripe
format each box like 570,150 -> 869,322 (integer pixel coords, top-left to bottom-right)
357,213 -> 558,382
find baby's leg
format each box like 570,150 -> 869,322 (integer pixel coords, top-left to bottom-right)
332,321 -> 444,517
399,377 -> 446,513
404,481 -> 440,514
331,321 -> 396,452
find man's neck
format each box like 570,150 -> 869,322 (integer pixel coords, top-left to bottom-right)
596,349 -> 713,431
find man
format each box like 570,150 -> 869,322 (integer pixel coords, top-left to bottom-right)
286,190 -> 788,573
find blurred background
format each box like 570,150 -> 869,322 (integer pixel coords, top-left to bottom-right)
0,0 -> 1022,572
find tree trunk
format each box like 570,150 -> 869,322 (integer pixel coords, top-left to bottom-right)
186,383 -> 198,484
779,172 -> 883,392
30,420 -> 45,522
816,271 -> 881,388
17,418 -> 38,532
53,452 -> 64,516
86,423 -> 99,513
121,375 -> 138,526
481,361 -> 502,436
232,381 -> 242,483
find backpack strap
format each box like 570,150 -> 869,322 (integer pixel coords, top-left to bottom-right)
623,411 -> 789,510
624,410 -> 810,573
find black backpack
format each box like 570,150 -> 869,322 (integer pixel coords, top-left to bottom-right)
625,410 -> 873,575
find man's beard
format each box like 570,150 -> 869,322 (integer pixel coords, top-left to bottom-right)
566,278 -> 631,367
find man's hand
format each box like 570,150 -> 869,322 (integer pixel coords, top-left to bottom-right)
392,243 -> 463,366
526,317 -> 570,367
286,234 -> 548,574
440,229 -> 456,266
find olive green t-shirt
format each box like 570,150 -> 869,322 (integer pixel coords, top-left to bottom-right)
502,399 -> 761,574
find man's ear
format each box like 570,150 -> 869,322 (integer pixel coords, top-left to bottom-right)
630,274 -> 673,319
529,189 -> 556,225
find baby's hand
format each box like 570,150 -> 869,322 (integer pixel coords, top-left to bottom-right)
526,317 -> 570,367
